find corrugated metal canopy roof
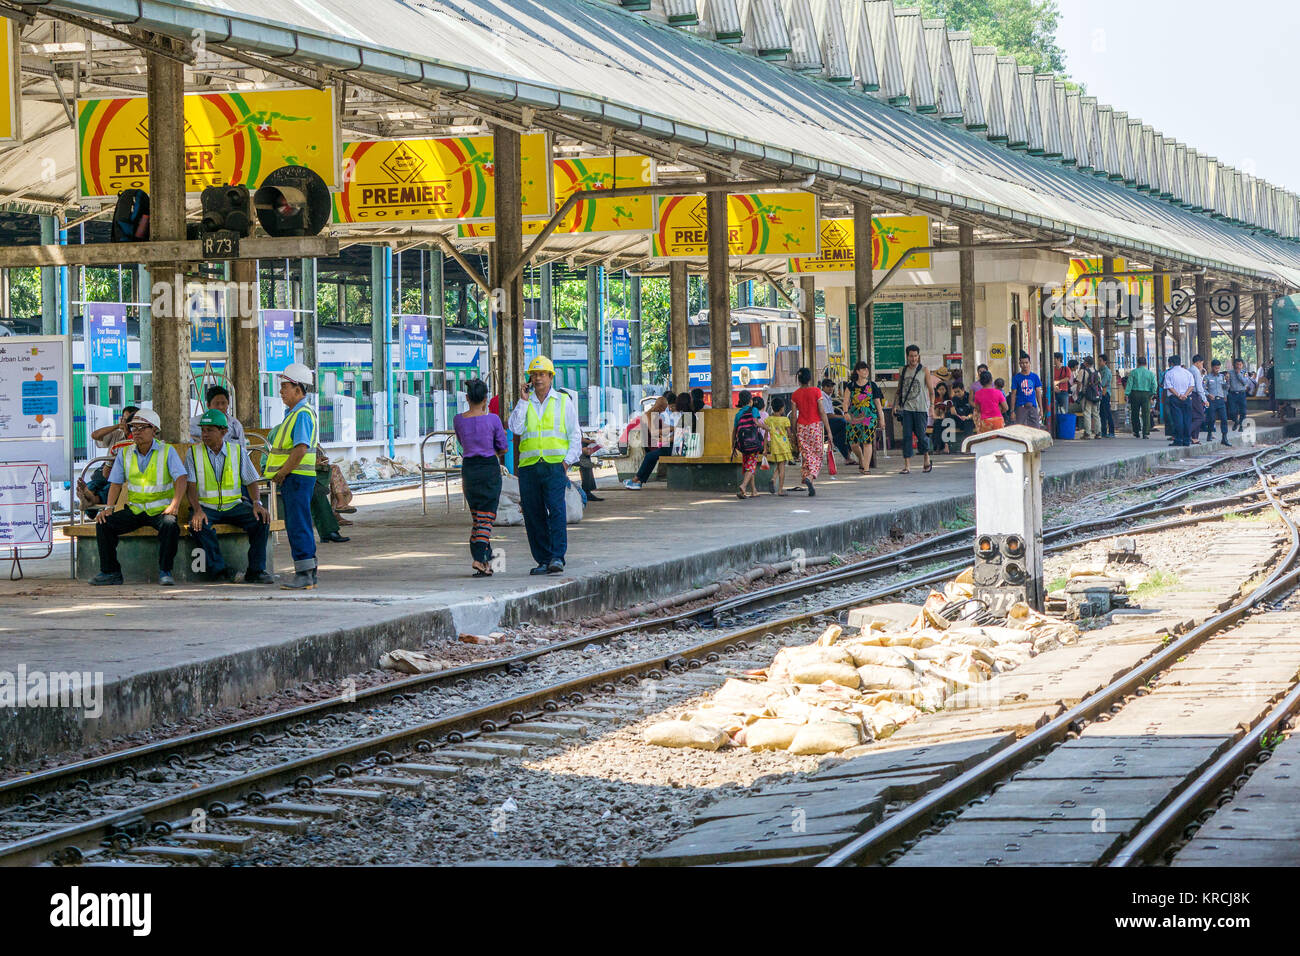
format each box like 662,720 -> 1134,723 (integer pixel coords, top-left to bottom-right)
25,0 -> 1300,286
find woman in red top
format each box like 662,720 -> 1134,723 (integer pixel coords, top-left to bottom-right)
972,370 -> 1009,433
788,367 -> 832,496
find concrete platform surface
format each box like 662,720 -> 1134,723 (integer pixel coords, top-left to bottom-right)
0,415 -> 1291,762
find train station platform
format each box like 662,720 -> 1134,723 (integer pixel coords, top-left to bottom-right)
1,412 -> 1294,766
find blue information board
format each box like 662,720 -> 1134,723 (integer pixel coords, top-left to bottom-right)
261,310 -> 294,374
401,315 -> 429,372
611,318 -> 630,368
86,303 -> 129,374
524,320 -> 540,365
188,287 -> 228,356
21,379 -> 59,416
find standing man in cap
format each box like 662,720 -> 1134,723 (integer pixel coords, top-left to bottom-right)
265,362 -> 320,589
90,408 -> 188,586
508,355 -> 582,575
185,408 -> 274,583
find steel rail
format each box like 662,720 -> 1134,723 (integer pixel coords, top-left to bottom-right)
819,441 -> 1300,867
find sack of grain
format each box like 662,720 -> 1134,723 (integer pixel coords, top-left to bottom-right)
856,664 -> 924,690
685,708 -> 751,735
789,660 -> 861,688
912,644 -> 965,663
772,696 -> 814,722
845,602 -> 925,634
710,678 -> 788,713
744,718 -> 805,751
841,643 -> 914,669
769,645 -> 855,682
815,624 -> 843,646
788,719 -> 863,754
643,720 -> 730,750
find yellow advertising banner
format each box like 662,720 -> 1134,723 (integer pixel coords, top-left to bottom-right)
652,192 -> 819,257
456,220 -> 546,239
0,18 -> 21,144
334,133 -> 550,224
788,215 -> 932,272
552,155 -> 655,234
1065,257 -> 1171,307
76,88 -> 338,198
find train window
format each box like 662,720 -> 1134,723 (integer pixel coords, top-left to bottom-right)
687,325 -> 710,348
360,374 -> 372,398
108,383 -> 124,407
132,381 -> 142,404
412,377 -> 424,397
86,382 -> 99,406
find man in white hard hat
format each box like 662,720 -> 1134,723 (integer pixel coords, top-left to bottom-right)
264,362 -> 319,589
90,407 -> 189,586
508,355 -> 581,574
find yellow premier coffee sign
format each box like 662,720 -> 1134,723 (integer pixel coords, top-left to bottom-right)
652,192 -> 819,257
789,215 -> 932,272
0,17 -> 20,144
334,133 -> 550,224
1065,257 -> 1170,306
77,88 -> 337,198
552,155 -> 654,234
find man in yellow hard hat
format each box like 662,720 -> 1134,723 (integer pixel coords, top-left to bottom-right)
507,355 -> 581,574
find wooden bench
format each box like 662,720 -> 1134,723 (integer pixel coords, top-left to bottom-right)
65,440 -> 283,582
656,407 -> 774,493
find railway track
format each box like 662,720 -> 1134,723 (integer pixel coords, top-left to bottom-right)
813,439 -> 1300,868
4,441 -> 1299,867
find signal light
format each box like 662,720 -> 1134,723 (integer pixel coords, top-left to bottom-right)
200,184 -> 253,237
254,165 -> 330,237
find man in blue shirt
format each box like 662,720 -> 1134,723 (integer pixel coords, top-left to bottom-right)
1098,355 -> 1116,437
1010,353 -> 1044,429
90,408 -> 188,586
263,363 -> 320,589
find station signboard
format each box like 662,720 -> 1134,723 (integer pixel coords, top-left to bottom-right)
261,310 -> 294,375
0,17 -> 20,144
334,133 -> 551,224
85,303 -> 129,375
651,192 -> 819,258
789,215 -> 932,273
76,87 -> 339,198
400,315 -> 429,372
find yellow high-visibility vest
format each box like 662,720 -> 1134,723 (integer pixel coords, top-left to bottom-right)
263,404 -> 317,478
124,443 -> 174,515
194,441 -> 242,511
518,391 -> 569,467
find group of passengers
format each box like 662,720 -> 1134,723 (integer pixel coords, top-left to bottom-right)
83,366 -> 356,589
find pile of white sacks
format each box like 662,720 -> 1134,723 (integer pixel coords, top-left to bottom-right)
644,569 -> 1079,755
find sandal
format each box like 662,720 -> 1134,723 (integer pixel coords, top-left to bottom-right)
923,462 -> 933,473
472,561 -> 491,577
736,491 -> 746,499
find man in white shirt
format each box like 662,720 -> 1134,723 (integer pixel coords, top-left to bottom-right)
1188,354 -> 1209,445
507,356 -> 582,575
1163,356 -> 1196,447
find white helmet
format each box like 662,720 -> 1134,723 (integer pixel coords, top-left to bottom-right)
279,362 -> 315,388
129,408 -> 161,430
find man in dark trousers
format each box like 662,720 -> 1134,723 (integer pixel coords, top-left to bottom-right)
508,355 -> 582,575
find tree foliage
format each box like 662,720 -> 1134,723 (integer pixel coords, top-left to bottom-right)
902,0 -> 1067,75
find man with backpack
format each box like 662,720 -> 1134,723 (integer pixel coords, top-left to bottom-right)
1078,356 -> 1103,439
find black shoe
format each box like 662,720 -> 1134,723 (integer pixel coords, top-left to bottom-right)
280,570 -> 316,590
244,570 -> 276,584
806,482 -> 816,497
529,564 -> 550,575
323,532 -> 350,543
585,493 -> 604,502
215,567 -> 239,582
1222,440 -> 1231,447
89,571 -> 123,586
547,559 -> 565,574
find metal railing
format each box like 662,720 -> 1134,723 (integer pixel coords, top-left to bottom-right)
419,430 -> 461,515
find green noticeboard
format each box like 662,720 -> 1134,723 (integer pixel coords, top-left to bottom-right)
874,302 -> 905,371
847,305 -> 859,365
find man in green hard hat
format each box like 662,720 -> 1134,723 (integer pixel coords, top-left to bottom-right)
184,408 -> 274,583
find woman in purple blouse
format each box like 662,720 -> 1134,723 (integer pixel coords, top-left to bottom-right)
453,379 -> 507,575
